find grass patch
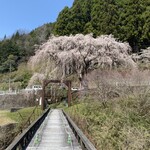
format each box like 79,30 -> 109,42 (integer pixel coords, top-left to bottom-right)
0,107 -> 43,127
7,107 -> 43,125
0,110 -> 16,126
49,101 -> 68,109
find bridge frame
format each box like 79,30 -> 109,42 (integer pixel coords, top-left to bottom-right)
42,79 -> 72,110
6,108 -> 50,150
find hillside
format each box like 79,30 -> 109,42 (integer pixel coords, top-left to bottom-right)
65,94 -> 150,149
0,0 -> 149,88
0,23 -> 54,74
54,0 -> 150,52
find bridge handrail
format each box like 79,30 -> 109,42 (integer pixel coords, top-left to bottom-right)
63,111 -> 97,150
6,108 -> 50,150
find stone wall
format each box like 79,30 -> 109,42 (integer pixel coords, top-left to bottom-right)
0,92 -> 36,109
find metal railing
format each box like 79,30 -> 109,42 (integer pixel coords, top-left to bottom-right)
6,108 -> 50,150
63,111 -> 97,150
0,90 -> 20,95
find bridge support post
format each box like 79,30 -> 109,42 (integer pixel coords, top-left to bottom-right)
42,81 -> 46,111
67,81 -> 71,107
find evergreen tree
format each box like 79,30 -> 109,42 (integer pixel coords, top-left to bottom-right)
91,0 -> 119,36
53,0 -> 149,51
54,0 -> 92,35
117,0 -> 148,52
54,7 -> 71,35
141,2 -> 150,49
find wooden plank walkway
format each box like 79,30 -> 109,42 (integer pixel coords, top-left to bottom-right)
27,109 -> 82,150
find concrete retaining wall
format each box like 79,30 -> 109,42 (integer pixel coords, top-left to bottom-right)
0,93 -> 36,109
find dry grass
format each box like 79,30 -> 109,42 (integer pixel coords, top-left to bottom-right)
64,69 -> 150,150
65,95 -> 150,150
87,69 -> 150,89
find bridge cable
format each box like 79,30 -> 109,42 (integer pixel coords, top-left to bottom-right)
60,110 -> 74,150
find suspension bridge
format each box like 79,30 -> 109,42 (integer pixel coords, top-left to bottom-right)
6,108 -> 96,150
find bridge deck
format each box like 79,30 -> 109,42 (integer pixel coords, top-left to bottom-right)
27,109 -> 82,150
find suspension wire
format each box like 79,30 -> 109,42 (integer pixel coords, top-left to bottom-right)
33,109 -> 51,147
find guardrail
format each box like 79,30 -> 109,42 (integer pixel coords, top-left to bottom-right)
6,108 -> 50,150
63,111 -> 97,150
0,89 -> 35,95
0,90 -> 19,95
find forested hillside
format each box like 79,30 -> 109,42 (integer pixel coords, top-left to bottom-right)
0,23 -> 53,73
0,0 -> 149,74
54,0 -> 150,52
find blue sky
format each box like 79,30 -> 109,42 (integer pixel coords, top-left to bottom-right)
0,0 -> 74,39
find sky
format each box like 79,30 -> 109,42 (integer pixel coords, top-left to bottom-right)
0,0 -> 74,39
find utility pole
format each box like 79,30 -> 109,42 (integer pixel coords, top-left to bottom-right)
67,81 -> 71,107
9,62 -> 11,92
51,86 -> 53,101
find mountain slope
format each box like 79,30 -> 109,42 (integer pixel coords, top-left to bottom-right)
54,0 -> 150,52
0,23 -> 54,73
